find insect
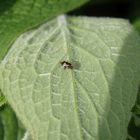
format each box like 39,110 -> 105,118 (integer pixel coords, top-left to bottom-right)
60,61 -> 73,69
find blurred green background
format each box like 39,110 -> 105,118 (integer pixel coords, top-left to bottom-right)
69,0 -> 140,22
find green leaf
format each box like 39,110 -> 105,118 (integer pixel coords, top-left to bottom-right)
128,114 -> 140,140
21,132 -> 31,140
0,105 -> 25,140
0,15 -> 140,140
127,135 -> 136,140
134,115 -> 140,127
0,90 -> 6,107
0,0 -> 89,61
133,19 -> 140,34
128,86 -> 140,139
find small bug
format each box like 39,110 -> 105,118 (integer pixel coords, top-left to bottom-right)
60,61 -> 73,69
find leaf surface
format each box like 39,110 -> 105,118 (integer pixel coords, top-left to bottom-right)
133,19 -> 140,34
0,15 -> 140,140
0,90 -> 6,107
0,0 -> 89,60
0,105 -> 25,140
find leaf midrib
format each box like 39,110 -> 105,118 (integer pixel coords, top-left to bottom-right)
57,15 -> 84,140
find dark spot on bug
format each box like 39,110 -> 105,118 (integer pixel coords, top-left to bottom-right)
60,61 -> 73,69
